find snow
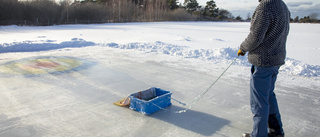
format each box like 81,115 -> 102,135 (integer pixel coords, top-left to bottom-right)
0,22 -> 319,137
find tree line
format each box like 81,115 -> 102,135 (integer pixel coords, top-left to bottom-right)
0,0 -> 244,26
291,13 -> 320,23
1,0 -> 318,26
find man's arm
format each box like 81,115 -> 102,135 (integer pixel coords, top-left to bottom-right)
240,9 -> 270,54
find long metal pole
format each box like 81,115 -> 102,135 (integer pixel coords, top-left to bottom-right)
176,56 -> 239,113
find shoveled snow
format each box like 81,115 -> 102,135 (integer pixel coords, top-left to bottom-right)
2,38 -> 319,77
0,22 -> 319,137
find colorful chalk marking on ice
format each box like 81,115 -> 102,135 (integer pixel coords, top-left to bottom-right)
0,56 -> 83,75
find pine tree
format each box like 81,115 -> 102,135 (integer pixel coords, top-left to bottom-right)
204,0 -> 218,18
184,0 -> 199,12
293,16 -> 299,22
167,0 -> 179,10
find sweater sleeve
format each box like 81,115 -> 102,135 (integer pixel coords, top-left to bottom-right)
240,9 -> 270,53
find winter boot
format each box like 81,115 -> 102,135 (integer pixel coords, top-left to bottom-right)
242,132 -> 284,137
242,133 -> 250,137
268,130 -> 284,137
268,114 -> 284,137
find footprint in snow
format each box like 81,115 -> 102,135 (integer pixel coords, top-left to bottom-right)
176,35 -> 191,41
210,38 -> 226,42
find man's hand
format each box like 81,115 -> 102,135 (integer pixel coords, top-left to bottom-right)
237,49 -> 245,56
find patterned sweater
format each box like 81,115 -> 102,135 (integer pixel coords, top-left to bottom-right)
240,0 -> 290,67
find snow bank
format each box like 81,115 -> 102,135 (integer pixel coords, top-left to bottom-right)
0,38 -> 95,53
103,41 -> 250,65
1,39 -> 319,77
281,58 -> 320,77
101,41 -> 320,77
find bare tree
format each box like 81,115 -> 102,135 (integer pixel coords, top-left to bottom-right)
58,0 -> 73,24
309,12 -> 319,21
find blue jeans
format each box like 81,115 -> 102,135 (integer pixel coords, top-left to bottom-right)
250,65 -> 284,137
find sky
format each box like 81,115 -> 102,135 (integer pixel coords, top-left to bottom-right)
178,0 -> 320,19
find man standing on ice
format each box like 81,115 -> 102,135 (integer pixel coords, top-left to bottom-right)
237,0 -> 290,137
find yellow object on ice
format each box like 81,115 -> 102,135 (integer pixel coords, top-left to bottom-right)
113,96 -> 130,107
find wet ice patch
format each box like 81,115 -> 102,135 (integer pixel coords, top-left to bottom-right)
0,56 -> 83,75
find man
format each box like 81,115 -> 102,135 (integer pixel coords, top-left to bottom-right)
238,0 -> 290,137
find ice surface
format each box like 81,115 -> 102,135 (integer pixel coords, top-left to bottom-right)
0,22 -> 319,137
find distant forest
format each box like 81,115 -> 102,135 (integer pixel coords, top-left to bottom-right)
0,0 -> 319,26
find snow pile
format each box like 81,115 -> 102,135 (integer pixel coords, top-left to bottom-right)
281,58 -> 320,77
0,38 -> 95,53
102,41 -> 250,66
102,41 -> 320,77
1,38 -> 319,77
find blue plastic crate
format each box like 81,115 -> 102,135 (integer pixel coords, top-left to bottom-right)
129,87 -> 172,115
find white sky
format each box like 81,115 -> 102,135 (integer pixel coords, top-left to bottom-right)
178,0 -> 320,19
